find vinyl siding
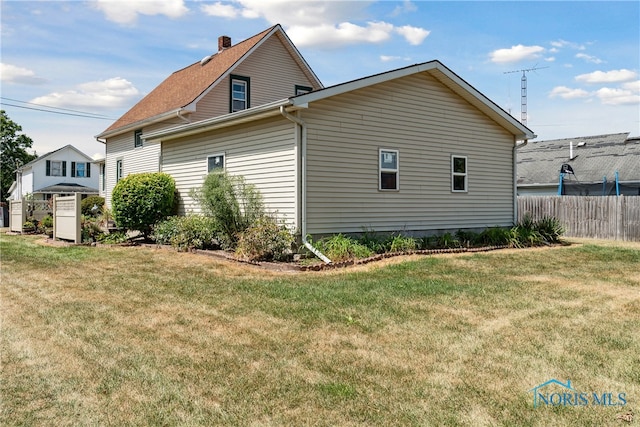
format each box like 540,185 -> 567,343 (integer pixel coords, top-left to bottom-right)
303,72 -> 516,235
191,35 -> 319,121
161,117 -> 298,226
104,130 -> 161,208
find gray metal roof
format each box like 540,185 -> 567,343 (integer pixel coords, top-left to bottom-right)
37,183 -> 99,194
517,132 -> 640,186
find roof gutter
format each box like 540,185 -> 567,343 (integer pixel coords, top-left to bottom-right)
145,99 -> 292,142
95,108 -> 190,141
279,105 -> 332,264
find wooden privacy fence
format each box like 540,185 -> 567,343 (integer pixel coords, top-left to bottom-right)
518,196 -> 640,241
53,193 -> 82,243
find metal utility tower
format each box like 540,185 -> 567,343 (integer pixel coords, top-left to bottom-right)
504,66 -> 548,126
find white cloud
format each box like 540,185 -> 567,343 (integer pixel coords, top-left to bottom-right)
380,55 -> 411,62
91,0 -> 188,25
0,63 -> 47,85
550,39 -> 585,50
395,25 -> 430,46
595,87 -> 640,105
545,57 -> 556,62
575,69 -> 638,84
575,53 -> 603,64
287,21 -> 395,48
622,80 -> 640,92
489,45 -> 545,64
201,2 -> 239,18
549,86 -> 591,100
200,1 -> 258,19
200,1 -> 428,48
392,0 -> 417,16
30,77 -> 140,110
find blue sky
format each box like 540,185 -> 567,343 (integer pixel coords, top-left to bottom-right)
1,1 -> 638,159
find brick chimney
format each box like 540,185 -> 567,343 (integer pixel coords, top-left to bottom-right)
218,35 -> 231,52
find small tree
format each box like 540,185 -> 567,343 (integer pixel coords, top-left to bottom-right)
112,172 -> 176,237
1,110 -> 37,201
193,171 -> 264,249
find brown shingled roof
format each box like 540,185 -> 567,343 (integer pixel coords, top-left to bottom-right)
100,26 -> 277,135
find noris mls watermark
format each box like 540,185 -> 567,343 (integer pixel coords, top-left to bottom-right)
529,379 -> 627,408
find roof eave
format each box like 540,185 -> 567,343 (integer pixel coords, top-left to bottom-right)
95,108 -> 186,141
144,99 -> 293,142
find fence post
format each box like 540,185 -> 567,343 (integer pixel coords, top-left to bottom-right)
617,195 -> 624,241
53,195 -> 58,242
74,192 -> 82,244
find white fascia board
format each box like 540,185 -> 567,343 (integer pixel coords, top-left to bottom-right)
95,108 -> 184,140
145,98 -> 292,142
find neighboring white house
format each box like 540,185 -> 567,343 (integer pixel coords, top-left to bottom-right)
97,25 -> 535,238
9,144 -> 99,201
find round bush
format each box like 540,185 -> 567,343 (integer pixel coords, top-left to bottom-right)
112,172 -> 176,237
81,196 -> 105,217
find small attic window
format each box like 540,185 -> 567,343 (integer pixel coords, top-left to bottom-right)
230,75 -> 250,113
295,85 -> 312,95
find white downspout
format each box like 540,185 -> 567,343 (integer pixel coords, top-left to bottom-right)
176,109 -> 191,124
513,138 -> 528,224
280,106 -> 331,264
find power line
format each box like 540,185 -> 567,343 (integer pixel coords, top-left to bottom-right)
1,102 -> 115,120
0,96 -> 112,118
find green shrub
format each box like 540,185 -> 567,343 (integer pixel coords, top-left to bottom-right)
235,215 -> 295,261
193,171 -> 264,249
388,234 -> 417,252
476,227 -> 510,246
436,232 -> 460,248
98,231 -> 129,244
315,234 -> 373,262
534,216 -> 565,243
40,215 -> 53,229
358,228 -> 390,254
81,215 -> 104,243
112,173 -> 176,237
455,230 -> 478,247
152,215 -> 218,251
22,219 -> 37,232
81,196 -> 105,217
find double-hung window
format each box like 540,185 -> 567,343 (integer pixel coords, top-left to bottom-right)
451,155 -> 468,192
230,75 -> 250,112
46,160 -> 66,177
379,149 -> 399,191
116,159 -> 123,182
207,154 -> 225,173
134,129 -> 143,148
71,162 -> 90,178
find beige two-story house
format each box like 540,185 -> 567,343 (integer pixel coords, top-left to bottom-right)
97,24 -> 534,239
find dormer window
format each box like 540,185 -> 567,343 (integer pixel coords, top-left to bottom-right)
230,75 -> 250,112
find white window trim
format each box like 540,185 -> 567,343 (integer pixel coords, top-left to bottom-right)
116,159 -> 123,182
451,155 -> 468,193
379,148 -> 399,191
207,153 -> 226,173
231,78 -> 248,112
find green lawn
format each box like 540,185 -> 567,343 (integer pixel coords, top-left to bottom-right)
1,233 -> 638,426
